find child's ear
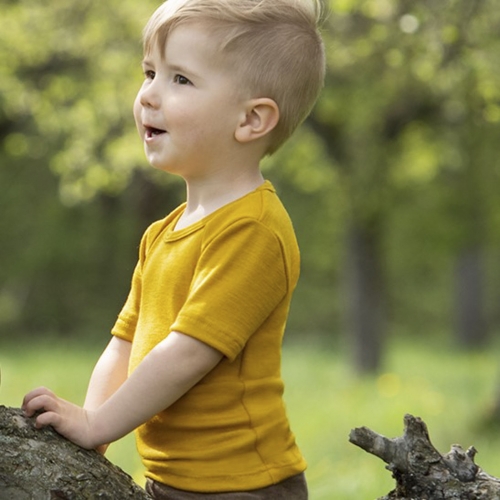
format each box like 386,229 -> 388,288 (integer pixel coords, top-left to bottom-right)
235,98 -> 280,145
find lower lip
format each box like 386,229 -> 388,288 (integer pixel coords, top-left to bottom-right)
145,131 -> 166,143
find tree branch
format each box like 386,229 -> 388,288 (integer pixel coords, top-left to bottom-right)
0,405 -> 151,499
349,414 -> 500,499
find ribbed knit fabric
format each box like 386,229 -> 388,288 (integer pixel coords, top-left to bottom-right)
112,181 -> 306,492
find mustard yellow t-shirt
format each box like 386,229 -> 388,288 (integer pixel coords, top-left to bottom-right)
111,181 -> 306,492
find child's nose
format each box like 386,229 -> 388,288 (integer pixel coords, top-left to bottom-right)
139,84 -> 160,109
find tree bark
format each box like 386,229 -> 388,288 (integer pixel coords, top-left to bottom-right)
454,245 -> 487,349
346,218 -> 386,374
0,405 -> 151,500
349,414 -> 500,499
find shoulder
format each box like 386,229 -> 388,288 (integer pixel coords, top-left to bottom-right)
202,182 -> 300,279
206,181 -> 295,239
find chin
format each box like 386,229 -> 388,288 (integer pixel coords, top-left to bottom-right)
147,159 -> 182,177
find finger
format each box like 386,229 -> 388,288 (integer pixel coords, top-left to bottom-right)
22,387 -> 54,409
23,393 -> 57,417
35,410 -> 61,429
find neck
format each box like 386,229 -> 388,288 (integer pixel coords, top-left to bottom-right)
175,168 -> 265,230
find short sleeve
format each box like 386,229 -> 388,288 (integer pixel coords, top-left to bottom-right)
111,260 -> 142,342
171,219 -> 288,361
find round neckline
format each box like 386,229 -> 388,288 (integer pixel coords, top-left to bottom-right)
163,180 -> 274,242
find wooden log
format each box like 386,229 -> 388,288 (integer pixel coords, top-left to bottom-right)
0,405 -> 151,499
349,414 -> 500,499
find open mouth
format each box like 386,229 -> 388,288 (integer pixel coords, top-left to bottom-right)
145,126 -> 166,139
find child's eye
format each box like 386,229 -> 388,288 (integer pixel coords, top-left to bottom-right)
174,74 -> 191,85
144,70 -> 155,80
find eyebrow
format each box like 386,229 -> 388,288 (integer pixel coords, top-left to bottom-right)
168,63 -> 190,74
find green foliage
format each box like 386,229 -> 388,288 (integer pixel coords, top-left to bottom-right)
317,0 -> 500,211
0,0 -> 157,203
2,337 -> 500,498
0,0 -> 184,336
3,0 -> 500,343
311,0 -> 500,338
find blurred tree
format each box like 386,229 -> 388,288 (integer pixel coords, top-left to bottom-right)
0,0 -> 341,340
0,0 -> 183,336
308,0 -> 500,371
0,0 -> 154,203
3,0 -> 500,379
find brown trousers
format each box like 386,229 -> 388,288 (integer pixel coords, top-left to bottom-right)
145,472 -> 308,500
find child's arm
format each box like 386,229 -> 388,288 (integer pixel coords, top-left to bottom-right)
22,332 -> 223,450
83,336 -> 132,412
83,336 -> 132,453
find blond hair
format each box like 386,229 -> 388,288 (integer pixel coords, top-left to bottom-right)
142,0 -> 325,155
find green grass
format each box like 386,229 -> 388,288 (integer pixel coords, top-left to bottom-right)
2,335 -> 500,499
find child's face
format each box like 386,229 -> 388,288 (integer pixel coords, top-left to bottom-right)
134,23 -> 246,178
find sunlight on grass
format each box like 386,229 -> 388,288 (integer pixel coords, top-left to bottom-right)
2,335 -> 500,499
281,337 -> 500,499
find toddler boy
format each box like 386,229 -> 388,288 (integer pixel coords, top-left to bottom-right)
23,0 -> 325,498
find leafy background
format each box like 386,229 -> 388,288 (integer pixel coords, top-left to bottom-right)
3,0 -> 500,497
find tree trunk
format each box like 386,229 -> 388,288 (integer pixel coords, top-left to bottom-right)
346,218 -> 385,374
454,245 -> 487,348
349,414 -> 500,499
0,406 -> 151,500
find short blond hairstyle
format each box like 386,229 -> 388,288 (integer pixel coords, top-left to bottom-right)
142,0 -> 325,155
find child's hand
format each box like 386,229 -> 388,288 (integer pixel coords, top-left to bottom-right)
22,387 -> 99,450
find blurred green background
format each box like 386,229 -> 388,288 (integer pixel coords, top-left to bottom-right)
2,0 -> 500,498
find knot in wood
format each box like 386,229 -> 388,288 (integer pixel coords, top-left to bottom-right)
407,450 -> 433,475
442,444 -> 479,482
